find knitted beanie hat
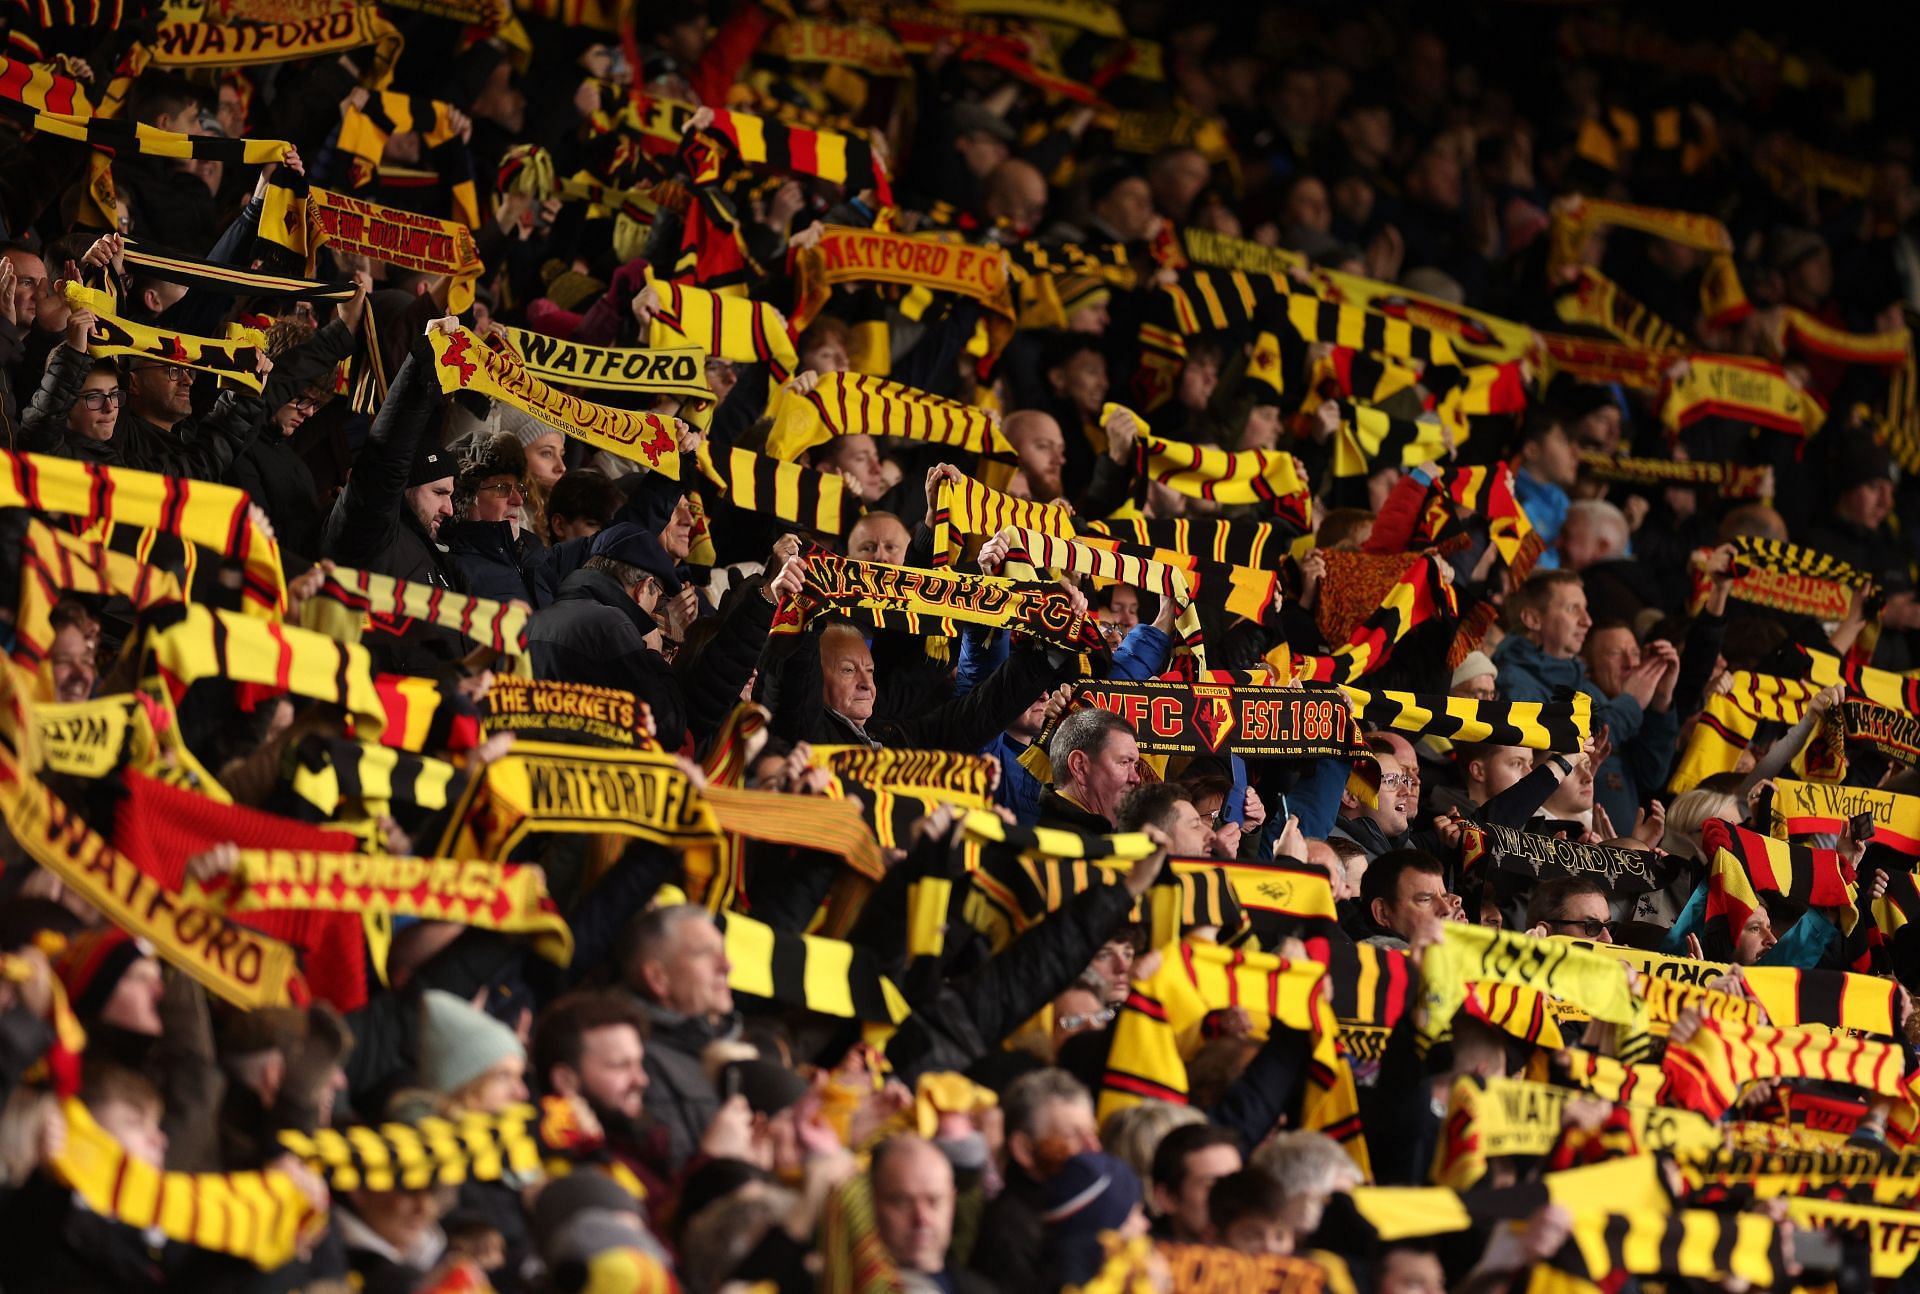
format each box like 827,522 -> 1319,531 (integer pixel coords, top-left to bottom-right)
418,988 -> 525,1095
55,927 -> 147,1019
492,402 -> 561,449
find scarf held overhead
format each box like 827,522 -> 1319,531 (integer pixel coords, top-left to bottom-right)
427,327 -> 682,477
800,551 -> 1100,651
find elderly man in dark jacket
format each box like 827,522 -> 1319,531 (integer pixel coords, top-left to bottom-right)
532,523 -> 802,753
773,617 -> 1079,751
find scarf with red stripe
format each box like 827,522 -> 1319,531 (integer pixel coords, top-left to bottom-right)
680,105 -> 893,207
1099,940 -> 1368,1176
1291,553 -> 1457,684
1702,817 -> 1859,958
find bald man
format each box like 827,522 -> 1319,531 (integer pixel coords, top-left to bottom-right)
1003,410 -> 1066,502
797,619 -> 1075,750
984,159 -> 1047,237
848,512 -> 911,564
872,1136 -> 959,1279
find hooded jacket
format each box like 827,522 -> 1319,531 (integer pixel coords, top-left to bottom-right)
321,350 -> 462,590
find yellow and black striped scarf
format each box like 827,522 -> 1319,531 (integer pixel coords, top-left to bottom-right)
1081,516 -> 1305,568
278,1099 -> 570,1190
120,238 -> 357,302
1023,530 -> 1279,629
720,909 -> 909,1029
929,476 -> 1075,565
767,372 -> 1008,460
1730,535 -> 1867,587
697,442 -> 850,535
1553,266 -> 1688,352
301,564 -> 531,663
141,603 -> 388,739
54,1098 -> 325,1268
1342,686 -> 1590,750
64,283 -> 270,392
1329,401 -> 1452,478
644,278 -> 800,381
1117,404 -> 1312,513
1282,292 -> 1462,366
1100,940 -> 1367,1175
27,111 -> 291,165
993,530 -> 1209,662
335,91 -> 479,229
289,736 -> 457,816
1547,1207 -> 1785,1289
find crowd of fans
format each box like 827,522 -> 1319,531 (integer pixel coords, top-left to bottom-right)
2,1 -> 1920,1292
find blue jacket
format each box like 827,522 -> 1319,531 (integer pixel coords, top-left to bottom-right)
981,730 -> 1044,824
1662,882 -> 1840,969
1492,635 -> 1672,826
957,624 -> 1171,694
1515,469 -> 1569,571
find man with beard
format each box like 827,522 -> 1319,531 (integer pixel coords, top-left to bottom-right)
1002,410 -> 1067,502
532,992 -> 672,1214
323,324 -> 462,590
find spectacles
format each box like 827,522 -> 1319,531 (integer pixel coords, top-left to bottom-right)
477,480 -> 526,499
133,364 -> 196,383
1548,917 -> 1610,939
1380,773 -> 1418,790
79,390 -> 124,409
1057,1006 -> 1116,1032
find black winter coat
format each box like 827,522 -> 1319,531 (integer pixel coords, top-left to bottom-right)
21,341 -> 264,478
776,633 -> 1074,752
441,519 -> 557,608
227,319 -> 359,562
529,567 -> 689,750
321,350 -> 462,590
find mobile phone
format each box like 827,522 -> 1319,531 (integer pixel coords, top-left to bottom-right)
1848,810 -> 1877,842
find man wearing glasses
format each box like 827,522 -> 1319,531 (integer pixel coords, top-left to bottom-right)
19,300 -> 267,480
1330,750 -> 1416,861
1523,877 -> 1613,944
